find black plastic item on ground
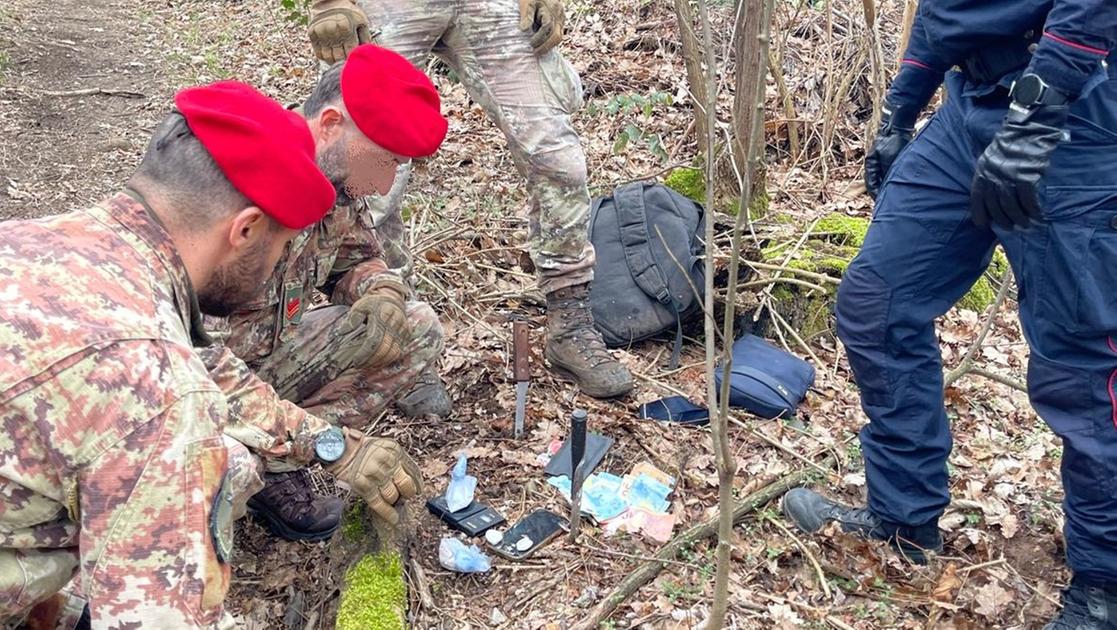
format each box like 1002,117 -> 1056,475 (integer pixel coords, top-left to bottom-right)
426,495 -> 506,537
544,432 -> 614,479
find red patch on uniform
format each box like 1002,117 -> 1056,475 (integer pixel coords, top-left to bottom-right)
286,298 -> 301,321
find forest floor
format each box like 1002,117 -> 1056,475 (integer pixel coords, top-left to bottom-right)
0,0 -> 1069,628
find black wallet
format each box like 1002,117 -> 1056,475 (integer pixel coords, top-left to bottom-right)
426,495 -> 506,537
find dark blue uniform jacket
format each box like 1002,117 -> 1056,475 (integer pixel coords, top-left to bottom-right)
890,0 -> 1116,121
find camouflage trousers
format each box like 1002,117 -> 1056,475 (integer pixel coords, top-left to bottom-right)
254,301 -> 443,430
0,436 -> 258,630
357,0 -> 596,293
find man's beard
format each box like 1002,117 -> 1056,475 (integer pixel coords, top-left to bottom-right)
319,140 -> 353,206
198,239 -> 272,317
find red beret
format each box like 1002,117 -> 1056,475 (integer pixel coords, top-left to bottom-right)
341,44 -> 448,158
174,81 -> 336,230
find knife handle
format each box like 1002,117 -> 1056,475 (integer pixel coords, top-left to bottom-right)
569,409 -> 587,481
513,320 -> 530,381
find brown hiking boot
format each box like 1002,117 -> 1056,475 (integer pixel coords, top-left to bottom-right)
395,366 -> 452,418
545,284 -> 634,399
246,470 -> 344,542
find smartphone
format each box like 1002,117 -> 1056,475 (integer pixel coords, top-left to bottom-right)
487,509 -> 568,561
426,495 -> 506,537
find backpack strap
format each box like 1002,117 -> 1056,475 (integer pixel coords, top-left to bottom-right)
613,183 -> 686,368
612,183 -> 671,304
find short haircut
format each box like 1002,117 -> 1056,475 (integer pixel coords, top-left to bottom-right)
303,62 -> 345,117
129,112 -> 250,229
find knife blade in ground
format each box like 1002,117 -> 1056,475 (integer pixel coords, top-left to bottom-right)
515,381 -> 528,438
512,320 -> 530,438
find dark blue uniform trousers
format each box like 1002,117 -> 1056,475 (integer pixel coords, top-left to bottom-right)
837,71 -> 1117,583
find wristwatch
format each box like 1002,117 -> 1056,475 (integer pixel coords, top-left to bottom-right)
1010,74 -> 1069,108
314,426 -> 347,463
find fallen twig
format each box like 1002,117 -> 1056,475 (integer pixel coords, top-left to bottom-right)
742,258 -> 842,285
943,267 -> 1014,388
570,460 -> 834,630
764,512 -> 832,598
38,87 -> 144,98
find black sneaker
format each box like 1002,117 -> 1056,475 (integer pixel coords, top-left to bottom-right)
247,470 -> 344,542
781,487 -> 943,564
1044,578 -> 1117,630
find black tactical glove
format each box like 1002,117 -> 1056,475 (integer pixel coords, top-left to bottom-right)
864,103 -> 916,199
970,101 -> 1070,229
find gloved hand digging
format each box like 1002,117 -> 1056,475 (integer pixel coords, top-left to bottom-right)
308,0 -> 370,64
970,78 -> 1071,229
864,102 -> 916,199
326,427 -> 422,524
518,0 -> 565,54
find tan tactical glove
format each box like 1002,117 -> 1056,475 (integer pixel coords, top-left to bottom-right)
308,0 -> 371,64
326,428 -> 422,524
518,0 -> 565,54
342,276 -> 410,368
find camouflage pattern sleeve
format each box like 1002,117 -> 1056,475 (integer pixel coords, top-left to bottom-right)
325,200 -> 395,305
199,343 -> 329,464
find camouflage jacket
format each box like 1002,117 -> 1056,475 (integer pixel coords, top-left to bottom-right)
0,193 -> 315,628
207,197 -> 394,363
202,199 -> 397,428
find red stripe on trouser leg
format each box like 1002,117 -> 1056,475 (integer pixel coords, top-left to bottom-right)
1109,337 -> 1117,429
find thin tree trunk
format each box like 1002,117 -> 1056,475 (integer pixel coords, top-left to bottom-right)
699,0 -> 775,627
897,0 -> 918,70
695,0 -> 728,624
731,0 -> 768,205
673,0 -> 710,157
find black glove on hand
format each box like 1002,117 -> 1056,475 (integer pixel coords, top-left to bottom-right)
970,102 -> 1070,229
864,103 -> 916,199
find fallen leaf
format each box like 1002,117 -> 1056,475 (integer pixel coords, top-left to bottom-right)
999,512 -> 1019,539
933,562 -> 962,603
974,582 -> 1014,619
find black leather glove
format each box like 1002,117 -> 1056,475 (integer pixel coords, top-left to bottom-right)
970,102 -> 1070,229
864,103 -> 916,199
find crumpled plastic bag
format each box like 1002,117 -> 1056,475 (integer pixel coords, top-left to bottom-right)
444,453 -> 477,513
438,537 -> 491,573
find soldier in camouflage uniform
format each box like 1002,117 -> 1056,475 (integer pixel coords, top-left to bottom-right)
306,0 -> 635,399
0,82 -> 423,629
203,45 -> 451,542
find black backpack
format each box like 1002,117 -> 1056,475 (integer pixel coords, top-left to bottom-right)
588,182 -> 707,367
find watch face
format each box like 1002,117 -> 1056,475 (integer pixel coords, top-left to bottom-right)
1013,75 -> 1043,106
315,427 -> 346,463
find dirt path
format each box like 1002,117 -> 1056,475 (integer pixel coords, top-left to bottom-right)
0,0 -> 168,220
0,0 -> 318,222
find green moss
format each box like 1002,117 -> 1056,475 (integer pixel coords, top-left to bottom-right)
664,168 -> 706,204
957,276 -> 996,311
336,553 -> 406,630
955,247 -> 1011,312
748,187 -> 770,220
342,504 -> 366,543
815,213 -> 869,248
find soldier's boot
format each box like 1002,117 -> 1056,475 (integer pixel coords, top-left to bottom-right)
246,470 -> 344,542
781,488 -> 943,564
545,284 -> 634,399
1044,580 -> 1117,630
395,366 -> 452,418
